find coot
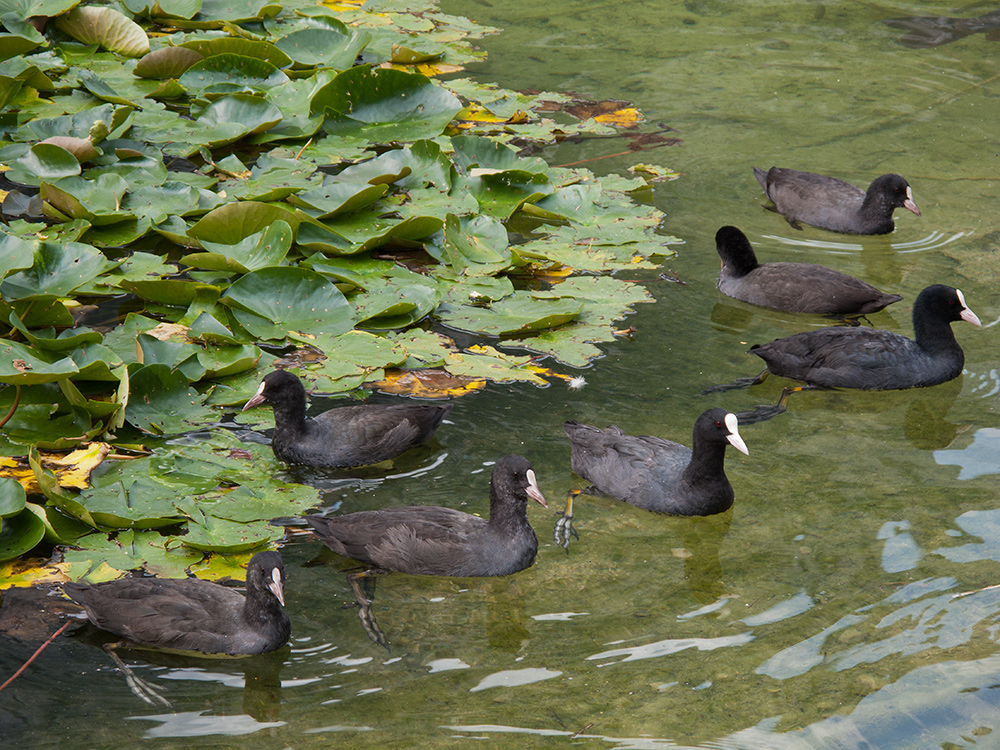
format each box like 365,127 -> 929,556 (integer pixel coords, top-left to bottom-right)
63,551 -> 290,656
753,166 -> 921,234
563,408 -> 749,518
751,284 -> 980,389
716,225 -> 902,315
305,455 -> 546,577
243,370 -> 452,468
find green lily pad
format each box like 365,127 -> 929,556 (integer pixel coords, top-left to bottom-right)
0,478 -> 26,519
314,66 -> 463,142
275,27 -> 370,69
179,54 -> 289,94
4,142 -> 82,186
222,266 -> 355,341
79,478 -> 189,529
179,37 -> 291,68
176,505 -> 284,553
182,221 -> 293,272
0,509 -> 45,562
124,363 -> 210,434
427,212 -> 511,276
0,233 -> 35,280
0,340 -> 79,384
288,182 -> 388,219
188,200 -> 299,244
41,174 -> 133,226
438,291 -> 583,337
194,94 -> 283,146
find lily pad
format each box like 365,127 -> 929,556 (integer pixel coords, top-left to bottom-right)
313,66 -> 463,142
0,509 -> 45,562
222,266 -> 355,341
55,6 -> 150,58
124,363 -> 210,434
438,291 -> 583,337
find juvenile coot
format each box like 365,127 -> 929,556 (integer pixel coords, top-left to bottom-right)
243,370 -> 452,468
305,455 -> 546,577
63,551 -> 290,656
563,408 -> 749,518
751,284 -> 980,389
753,166 -> 921,235
716,225 -> 902,315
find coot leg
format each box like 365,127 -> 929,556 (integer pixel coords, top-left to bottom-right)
702,370 -> 770,394
102,643 -> 171,707
346,571 -> 389,650
554,490 -> 581,550
736,385 -> 819,424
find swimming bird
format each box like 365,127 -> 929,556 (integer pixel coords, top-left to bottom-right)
555,409 -> 748,547
243,369 -> 452,468
715,225 -> 902,315
753,166 -> 920,234
63,550 -> 290,656
305,455 -> 546,577
750,284 -> 979,390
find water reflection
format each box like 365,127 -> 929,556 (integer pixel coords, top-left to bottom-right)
935,428 -> 1000,479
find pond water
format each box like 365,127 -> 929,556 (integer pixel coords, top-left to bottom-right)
4,1 -> 1000,748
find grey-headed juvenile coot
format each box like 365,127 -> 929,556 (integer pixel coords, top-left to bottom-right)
753,166 -> 921,235
243,369 -> 452,468
716,225 -> 902,315
305,455 -> 546,577
561,408 -> 748,538
63,550 -> 290,656
751,284 -> 980,390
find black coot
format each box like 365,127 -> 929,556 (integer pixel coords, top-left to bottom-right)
306,455 -> 547,577
753,166 -> 921,234
243,370 -> 452,468
63,551 -> 290,655
564,408 -> 749,517
716,226 -> 902,315
751,284 -> 980,389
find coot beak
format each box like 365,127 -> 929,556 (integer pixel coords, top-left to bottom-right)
525,469 -> 547,508
267,567 -> 285,606
242,381 -> 267,411
955,289 -> 981,327
724,412 -> 750,455
903,187 -> 921,217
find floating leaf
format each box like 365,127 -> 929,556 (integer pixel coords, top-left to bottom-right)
371,368 -> 483,398
314,66 -> 463,141
55,6 -> 150,58
222,266 -> 355,341
124,363 -> 209,434
438,291 -> 583,336
188,200 -> 299,244
0,477 -> 26,519
0,509 -> 45,562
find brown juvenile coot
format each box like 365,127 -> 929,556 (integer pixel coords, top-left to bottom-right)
751,284 -> 980,390
753,166 -> 921,235
563,408 -> 749,519
243,370 -> 452,468
62,551 -> 290,656
716,225 -> 902,315
305,455 -> 546,577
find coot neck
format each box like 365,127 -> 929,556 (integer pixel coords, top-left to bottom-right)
243,586 -> 291,641
488,488 -> 530,535
682,432 -> 729,487
271,395 -> 310,437
858,191 -> 894,234
912,309 -> 961,355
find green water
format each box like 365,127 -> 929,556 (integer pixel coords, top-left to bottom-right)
5,1 -> 1000,747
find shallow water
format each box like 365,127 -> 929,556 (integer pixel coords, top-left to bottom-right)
4,1 -> 1000,748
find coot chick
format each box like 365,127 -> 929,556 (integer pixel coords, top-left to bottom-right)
563,408 -> 748,519
305,455 -> 547,577
716,226 -> 902,315
243,370 -> 452,468
63,551 -> 290,656
753,166 -> 921,234
752,284 -> 980,390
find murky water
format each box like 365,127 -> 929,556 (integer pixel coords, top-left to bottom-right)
4,1 -> 1000,747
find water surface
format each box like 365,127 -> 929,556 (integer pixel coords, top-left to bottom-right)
4,1 -> 1000,747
